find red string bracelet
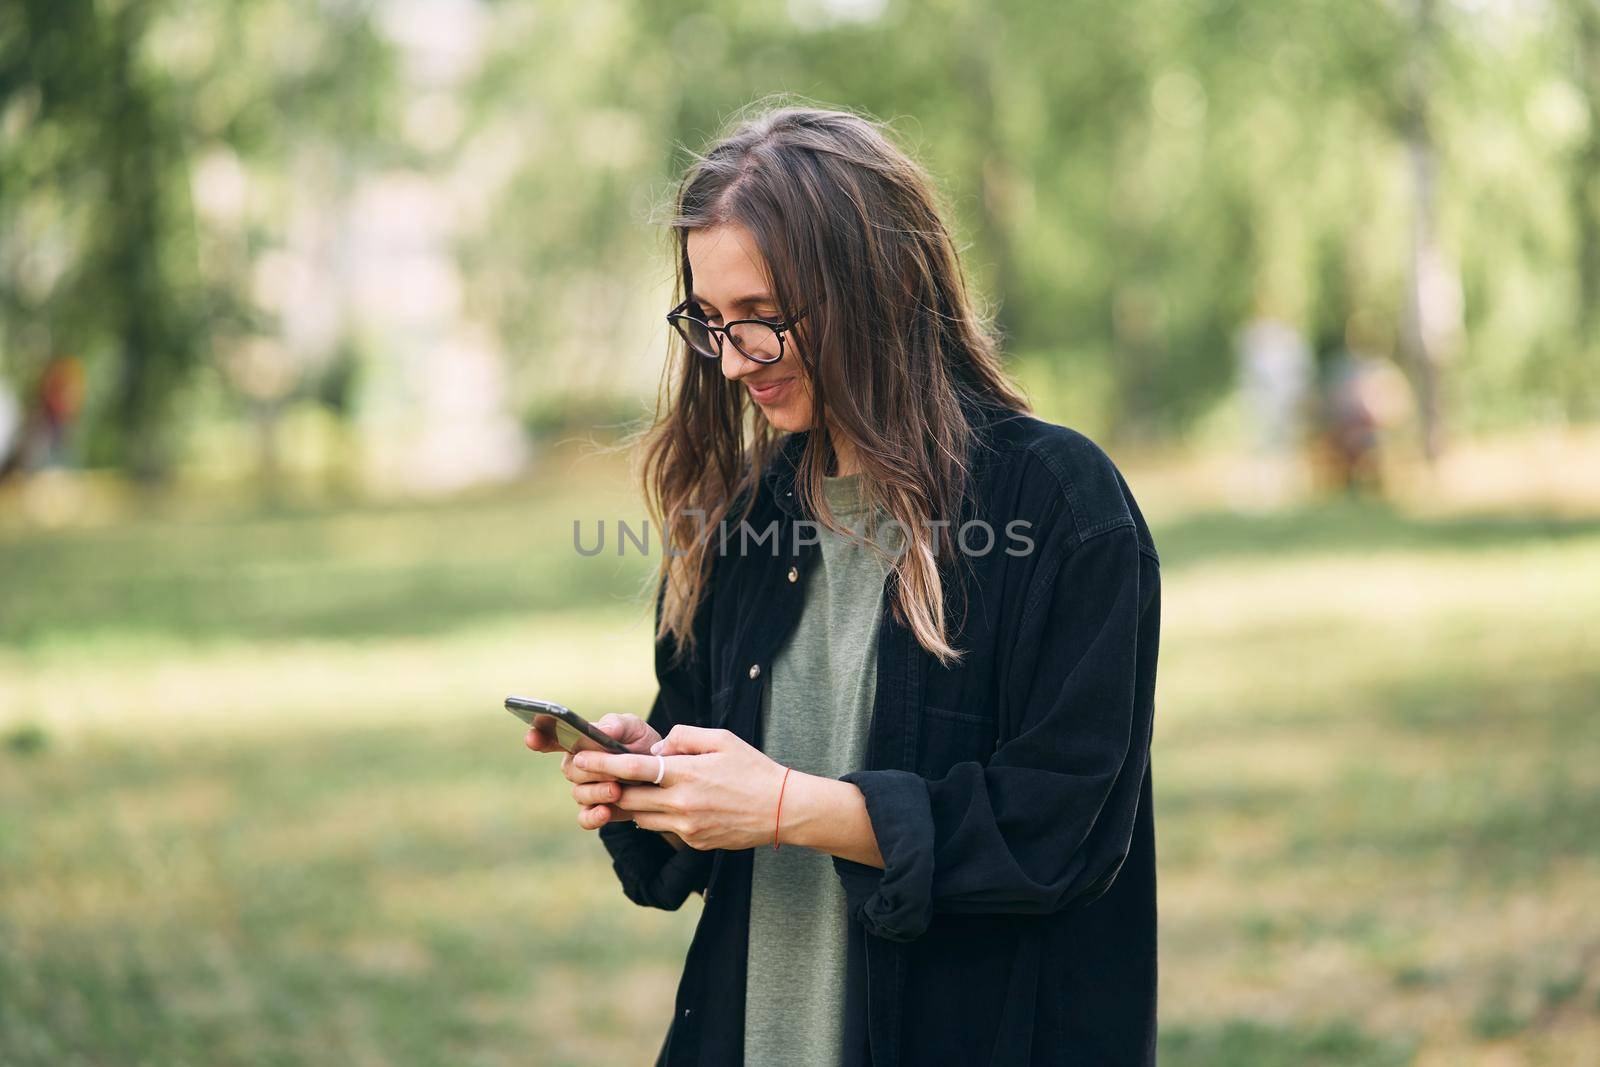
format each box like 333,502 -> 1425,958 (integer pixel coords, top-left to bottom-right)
772,766 -> 793,850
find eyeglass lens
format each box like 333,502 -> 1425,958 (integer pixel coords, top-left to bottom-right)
672,308 -> 783,363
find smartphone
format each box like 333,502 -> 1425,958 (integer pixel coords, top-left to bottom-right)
505,696 -> 629,756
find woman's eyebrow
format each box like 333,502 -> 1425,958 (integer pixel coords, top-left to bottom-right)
688,291 -> 775,311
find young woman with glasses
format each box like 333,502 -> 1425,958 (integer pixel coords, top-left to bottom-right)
525,104 -> 1162,1067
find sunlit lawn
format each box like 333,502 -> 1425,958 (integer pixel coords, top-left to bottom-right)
2,450 -> 1598,1065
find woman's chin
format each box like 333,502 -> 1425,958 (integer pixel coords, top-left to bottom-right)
756,403 -> 811,434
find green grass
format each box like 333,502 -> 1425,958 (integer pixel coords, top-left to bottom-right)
3,459 -> 1599,1065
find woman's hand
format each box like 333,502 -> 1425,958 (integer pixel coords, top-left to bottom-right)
571,725 -> 788,852
523,714 -> 681,840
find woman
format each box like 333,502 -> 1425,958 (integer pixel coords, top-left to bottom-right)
525,105 -> 1161,1066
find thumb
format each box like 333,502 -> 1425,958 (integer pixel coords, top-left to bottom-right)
653,725 -> 729,756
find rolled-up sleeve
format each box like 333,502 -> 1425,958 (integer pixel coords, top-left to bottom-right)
597,578 -> 717,910
832,519 -> 1159,942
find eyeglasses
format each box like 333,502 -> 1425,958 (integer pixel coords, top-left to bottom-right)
666,298 -> 808,365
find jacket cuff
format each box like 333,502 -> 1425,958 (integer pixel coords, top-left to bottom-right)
832,769 -> 935,942
599,822 -> 714,910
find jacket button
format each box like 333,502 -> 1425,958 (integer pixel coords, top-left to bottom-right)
748,663 -> 761,679
682,1007 -> 692,1018
787,566 -> 799,583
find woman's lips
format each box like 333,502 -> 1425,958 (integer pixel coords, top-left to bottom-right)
746,377 -> 793,404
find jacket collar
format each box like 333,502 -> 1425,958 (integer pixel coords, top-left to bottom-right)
761,430 -> 811,517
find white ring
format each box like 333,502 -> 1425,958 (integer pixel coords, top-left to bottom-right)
653,754 -> 666,786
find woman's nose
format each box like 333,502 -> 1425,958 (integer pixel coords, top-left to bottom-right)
719,345 -> 761,381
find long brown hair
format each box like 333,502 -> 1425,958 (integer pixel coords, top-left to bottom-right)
639,102 -> 1029,665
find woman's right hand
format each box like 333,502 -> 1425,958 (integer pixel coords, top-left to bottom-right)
524,713 -> 669,834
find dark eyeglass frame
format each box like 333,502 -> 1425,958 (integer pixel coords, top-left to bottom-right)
666,298 -> 809,366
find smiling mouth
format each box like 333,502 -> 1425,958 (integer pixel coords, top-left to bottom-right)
746,378 -> 793,401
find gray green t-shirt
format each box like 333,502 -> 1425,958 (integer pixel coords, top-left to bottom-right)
742,473 -> 895,1067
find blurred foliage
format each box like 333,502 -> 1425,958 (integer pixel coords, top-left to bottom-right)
0,0 -> 396,478
2,0 -> 1599,476
463,0 -> 1600,441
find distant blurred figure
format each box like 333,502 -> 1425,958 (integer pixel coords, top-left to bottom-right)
1315,351 -> 1400,497
0,354 -> 86,482
1236,318 -> 1314,505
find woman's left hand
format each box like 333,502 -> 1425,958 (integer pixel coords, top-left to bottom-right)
570,725 -> 789,851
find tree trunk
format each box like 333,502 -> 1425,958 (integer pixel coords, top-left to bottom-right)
1572,0 -> 1600,421
1398,0 -> 1461,465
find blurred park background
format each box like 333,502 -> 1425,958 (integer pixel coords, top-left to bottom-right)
2,0 -> 1599,1064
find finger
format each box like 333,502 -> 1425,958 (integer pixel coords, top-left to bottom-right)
653,724 -> 731,757
632,811 -> 682,838
582,804 -> 639,829
615,784 -> 676,812
524,726 -> 562,753
572,750 -> 662,783
595,714 -> 651,748
562,750 -> 623,785
572,780 -> 623,806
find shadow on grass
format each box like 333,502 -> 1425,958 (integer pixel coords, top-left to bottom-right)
1153,500 -> 1600,571
1157,654 -> 1600,883
1280,766 -> 1600,879
0,497 -> 656,648
1160,654 -> 1600,742
0,557 -> 650,647
1158,1019 -> 1416,1066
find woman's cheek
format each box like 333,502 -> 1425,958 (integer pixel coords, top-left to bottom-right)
771,391 -> 814,433
766,360 -> 814,432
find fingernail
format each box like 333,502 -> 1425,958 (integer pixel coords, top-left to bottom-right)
650,740 -> 664,755
573,754 -> 590,770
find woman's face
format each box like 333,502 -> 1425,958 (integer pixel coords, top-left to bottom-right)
684,223 -> 814,433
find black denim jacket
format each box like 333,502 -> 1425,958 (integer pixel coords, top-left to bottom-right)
598,403 -> 1161,1066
